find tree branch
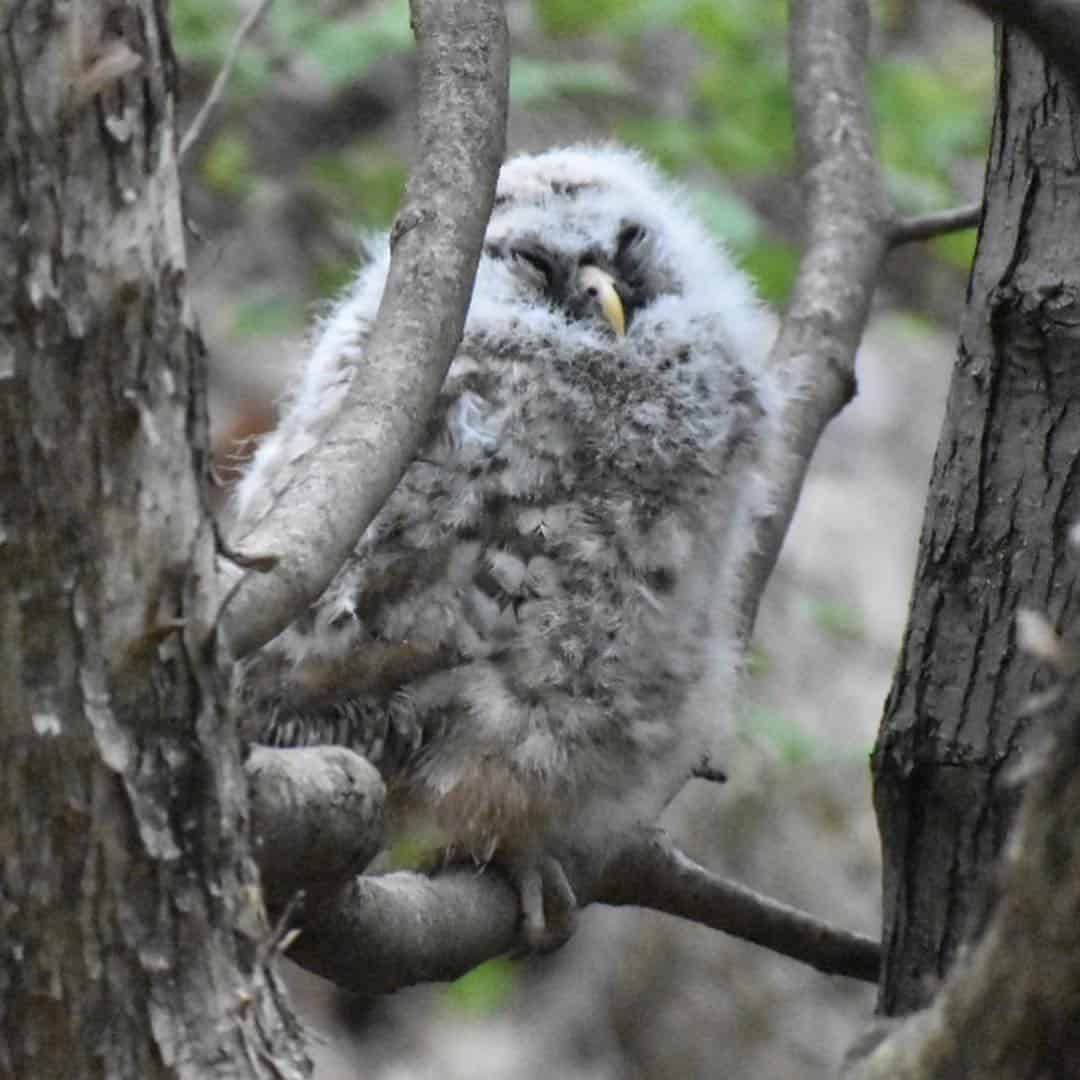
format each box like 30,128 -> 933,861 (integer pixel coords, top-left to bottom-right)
888,202 -> 982,248
253,766 -> 879,994
216,0 -> 509,660
735,0 -> 894,643
246,746 -> 385,911
595,831 -> 880,983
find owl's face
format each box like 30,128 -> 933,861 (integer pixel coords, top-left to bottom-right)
465,145 -> 766,363
484,216 -> 663,339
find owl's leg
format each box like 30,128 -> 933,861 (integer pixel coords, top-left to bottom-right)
505,853 -> 578,952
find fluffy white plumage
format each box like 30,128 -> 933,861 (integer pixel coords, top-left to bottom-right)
234,144 -> 782,943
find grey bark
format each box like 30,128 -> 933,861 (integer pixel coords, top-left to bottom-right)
736,0 -> 893,643
247,746 -> 385,913
0,3 -> 305,1076
266,824 -> 880,995
873,23 -> 1080,1016
847,673 -> 1080,1078
219,0 -> 510,660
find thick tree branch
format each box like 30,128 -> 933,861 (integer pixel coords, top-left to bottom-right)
846,682 -> 1080,1077
217,0 -> 509,660
252,766 -> 879,993
735,0 -> 893,642
246,746 -> 384,911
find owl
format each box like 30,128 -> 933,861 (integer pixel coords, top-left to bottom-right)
233,145 -> 783,947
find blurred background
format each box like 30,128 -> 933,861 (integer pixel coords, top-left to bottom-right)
176,1 -> 992,1074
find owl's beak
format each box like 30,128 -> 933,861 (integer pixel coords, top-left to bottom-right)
578,265 -> 626,337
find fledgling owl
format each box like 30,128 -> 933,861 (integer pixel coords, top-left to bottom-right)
233,145 -> 783,946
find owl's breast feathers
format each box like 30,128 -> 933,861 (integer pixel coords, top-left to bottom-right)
242,322 -> 765,853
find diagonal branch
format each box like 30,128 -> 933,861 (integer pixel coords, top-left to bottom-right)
215,0 -> 509,660
734,0 -> 894,643
595,831 -> 880,982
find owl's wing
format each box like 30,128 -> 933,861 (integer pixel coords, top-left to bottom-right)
240,381 -> 510,772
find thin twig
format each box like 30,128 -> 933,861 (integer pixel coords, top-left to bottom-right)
178,0 -> 275,164
888,201 -> 982,248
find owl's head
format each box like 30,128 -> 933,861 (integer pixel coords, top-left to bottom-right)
468,144 -> 767,362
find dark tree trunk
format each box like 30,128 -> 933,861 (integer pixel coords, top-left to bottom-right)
0,3 -> 304,1075
873,27 -> 1080,1017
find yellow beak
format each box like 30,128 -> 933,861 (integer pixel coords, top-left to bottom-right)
578,265 -> 626,337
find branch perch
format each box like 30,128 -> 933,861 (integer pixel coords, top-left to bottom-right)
216,0 -> 510,660
246,746 -> 385,911
252,761 -> 880,994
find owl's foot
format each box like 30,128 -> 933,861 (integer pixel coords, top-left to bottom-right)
506,853 -> 578,952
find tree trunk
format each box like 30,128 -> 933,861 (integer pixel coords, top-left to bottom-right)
0,3 -> 304,1075
872,26 -> 1080,1017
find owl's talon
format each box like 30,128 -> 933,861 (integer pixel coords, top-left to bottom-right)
508,854 -> 577,952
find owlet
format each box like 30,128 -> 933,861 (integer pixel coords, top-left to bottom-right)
233,145 -> 783,946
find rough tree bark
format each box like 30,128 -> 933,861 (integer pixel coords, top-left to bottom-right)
872,24 -> 1080,1016
0,3 -> 306,1076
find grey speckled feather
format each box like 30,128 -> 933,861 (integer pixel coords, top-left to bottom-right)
234,145 -> 783,866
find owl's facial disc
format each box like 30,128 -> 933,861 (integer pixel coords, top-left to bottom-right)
577,265 -> 626,337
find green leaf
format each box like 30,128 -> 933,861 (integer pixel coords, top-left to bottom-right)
444,956 -> 516,1016
200,132 -> 254,196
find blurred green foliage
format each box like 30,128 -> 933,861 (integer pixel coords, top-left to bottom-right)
801,594 -> 867,643
742,704 -> 870,766
742,705 -> 822,766
173,0 -> 989,319
200,131 -> 255,195
444,956 -> 517,1016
